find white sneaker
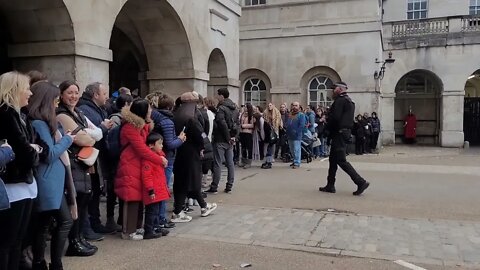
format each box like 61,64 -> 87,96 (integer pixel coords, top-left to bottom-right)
121,232 -> 143,240
201,203 -> 217,217
171,211 -> 192,223
136,228 -> 145,235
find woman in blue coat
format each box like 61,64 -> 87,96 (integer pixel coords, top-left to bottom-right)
28,82 -> 74,270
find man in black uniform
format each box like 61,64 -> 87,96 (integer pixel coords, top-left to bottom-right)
319,82 -> 370,196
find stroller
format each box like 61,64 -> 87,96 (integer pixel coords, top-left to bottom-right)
281,130 -> 314,163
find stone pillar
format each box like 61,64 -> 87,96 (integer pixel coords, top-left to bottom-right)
440,90 -> 464,147
147,69 -> 209,98
379,92 -> 396,145
8,41 -> 112,92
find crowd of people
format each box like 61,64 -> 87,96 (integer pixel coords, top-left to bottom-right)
0,69 -> 377,270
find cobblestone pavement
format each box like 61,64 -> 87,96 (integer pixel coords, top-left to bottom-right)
172,204 -> 480,268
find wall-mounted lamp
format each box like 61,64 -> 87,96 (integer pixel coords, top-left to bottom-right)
374,51 -> 395,80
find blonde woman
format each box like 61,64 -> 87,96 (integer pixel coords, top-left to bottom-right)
261,103 -> 283,169
0,71 -> 40,270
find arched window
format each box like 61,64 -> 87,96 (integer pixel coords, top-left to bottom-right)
308,76 -> 334,108
244,78 -> 267,107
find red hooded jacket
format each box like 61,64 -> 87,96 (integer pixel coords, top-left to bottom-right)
115,107 -> 164,202
141,150 -> 170,205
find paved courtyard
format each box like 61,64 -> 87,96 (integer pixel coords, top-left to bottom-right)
64,146 -> 480,269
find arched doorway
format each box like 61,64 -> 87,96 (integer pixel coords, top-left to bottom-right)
394,70 -> 443,145
0,0 -> 75,83
207,49 -> 228,97
0,12 -> 11,74
110,0 -> 193,97
109,25 -> 145,96
464,69 -> 480,145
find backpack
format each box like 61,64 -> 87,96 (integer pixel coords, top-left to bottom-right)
106,123 -> 124,160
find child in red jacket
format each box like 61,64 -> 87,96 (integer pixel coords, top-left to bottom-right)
142,132 -> 170,239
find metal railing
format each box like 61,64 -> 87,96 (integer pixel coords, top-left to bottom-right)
392,19 -> 449,38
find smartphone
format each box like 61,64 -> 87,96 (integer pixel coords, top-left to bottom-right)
182,126 -> 186,132
0,139 -> 6,145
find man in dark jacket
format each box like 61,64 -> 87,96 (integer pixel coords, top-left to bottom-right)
319,82 -> 370,196
206,88 -> 238,194
77,82 -> 116,235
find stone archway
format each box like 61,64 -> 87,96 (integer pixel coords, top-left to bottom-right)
110,0 -> 194,97
464,69 -> 480,145
394,70 -> 443,145
0,0 -> 75,83
207,48 -> 228,97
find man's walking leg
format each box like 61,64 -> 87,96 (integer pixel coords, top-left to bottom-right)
319,151 -> 338,193
337,153 -> 370,195
208,143 -> 222,192
224,144 -> 235,192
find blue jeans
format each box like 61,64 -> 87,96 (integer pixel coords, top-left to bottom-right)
158,165 -> 173,224
211,143 -> 235,190
320,137 -> 328,156
144,203 -> 160,234
265,143 -> 275,163
288,139 -> 301,166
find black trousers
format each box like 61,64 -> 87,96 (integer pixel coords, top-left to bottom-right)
32,197 -> 73,268
106,178 -> 117,219
69,192 -> 90,240
327,133 -> 366,187
173,189 -> 206,215
88,173 -> 102,226
355,137 -> 365,155
144,203 -> 159,235
0,198 -> 33,270
370,132 -> 380,150
239,133 -> 253,160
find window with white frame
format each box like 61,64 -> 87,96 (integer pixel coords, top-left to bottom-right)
244,0 -> 266,6
471,0 -> 480,15
308,76 -> 334,109
407,0 -> 428,20
244,78 -> 267,108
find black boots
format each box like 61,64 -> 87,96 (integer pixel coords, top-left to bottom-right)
65,238 -> 97,257
353,182 -> 370,196
319,186 -> 336,193
261,162 -> 272,169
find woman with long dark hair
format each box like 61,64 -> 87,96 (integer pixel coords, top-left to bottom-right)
239,103 -> 255,168
115,98 -> 166,240
28,82 -> 75,270
0,71 -> 39,270
56,80 -> 102,256
172,92 -> 217,223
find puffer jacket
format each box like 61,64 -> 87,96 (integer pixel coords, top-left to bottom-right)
141,151 -> 170,205
115,107 -> 164,202
151,109 -> 183,166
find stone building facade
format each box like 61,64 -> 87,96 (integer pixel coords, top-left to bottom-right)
239,0 -> 480,147
0,0 -> 241,100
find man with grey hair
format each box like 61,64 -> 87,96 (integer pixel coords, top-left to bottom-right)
77,82 -> 117,237
319,82 -> 370,196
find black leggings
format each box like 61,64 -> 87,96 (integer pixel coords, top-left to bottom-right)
69,192 -> 90,240
174,189 -> 206,215
240,133 -> 253,160
0,198 -> 33,270
32,197 -> 73,268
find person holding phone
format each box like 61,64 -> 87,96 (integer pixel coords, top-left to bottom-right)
27,82 -> 76,270
0,71 -> 40,270
57,80 -> 101,256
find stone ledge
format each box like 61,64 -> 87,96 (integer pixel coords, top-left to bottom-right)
147,69 -> 210,81
8,41 -> 112,61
